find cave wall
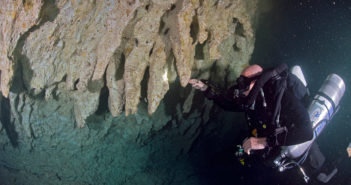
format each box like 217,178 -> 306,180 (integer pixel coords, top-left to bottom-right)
0,0 -> 264,184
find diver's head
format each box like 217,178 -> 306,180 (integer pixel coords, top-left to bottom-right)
236,64 -> 263,97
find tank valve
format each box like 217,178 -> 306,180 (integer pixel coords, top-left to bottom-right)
298,166 -> 310,183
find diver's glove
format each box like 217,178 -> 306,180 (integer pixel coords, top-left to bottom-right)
200,79 -> 222,99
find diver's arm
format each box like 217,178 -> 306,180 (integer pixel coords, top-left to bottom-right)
189,79 -> 244,111
203,82 -> 244,111
281,92 -> 313,146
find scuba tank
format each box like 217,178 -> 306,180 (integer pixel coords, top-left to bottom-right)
273,73 -> 345,183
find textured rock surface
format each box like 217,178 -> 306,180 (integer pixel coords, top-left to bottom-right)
167,0 -> 198,87
0,0 -> 265,184
147,37 -> 169,115
1,0 -> 259,125
0,0 -> 43,97
106,60 -> 125,117
124,2 -> 171,116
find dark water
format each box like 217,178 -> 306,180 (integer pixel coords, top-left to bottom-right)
250,0 -> 351,184
191,1 -> 351,185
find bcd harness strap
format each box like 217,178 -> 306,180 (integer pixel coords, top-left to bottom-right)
246,63 -> 289,147
246,63 -> 289,108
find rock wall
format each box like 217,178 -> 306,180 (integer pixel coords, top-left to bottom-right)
0,0 -> 264,184
1,0 -> 258,127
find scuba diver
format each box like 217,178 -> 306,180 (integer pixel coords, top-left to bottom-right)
189,63 -> 345,184
189,63 -> 313,158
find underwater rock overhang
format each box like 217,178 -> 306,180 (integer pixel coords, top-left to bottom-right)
0,0 -> 261,127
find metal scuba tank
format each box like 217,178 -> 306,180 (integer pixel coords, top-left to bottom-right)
274,73 -> 345,169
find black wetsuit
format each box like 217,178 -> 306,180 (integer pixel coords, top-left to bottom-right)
203,72 -> 313,152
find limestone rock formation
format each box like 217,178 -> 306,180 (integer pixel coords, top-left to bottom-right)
106,59 -> 125,117
147,37 -> 169,115
167,0 -> 198,88
0,0 -> 43,97
124,2 -> 172,116
0,0 -> 259,126
0,0 -> 269,184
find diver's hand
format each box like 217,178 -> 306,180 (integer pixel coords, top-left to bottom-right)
242,137 -> 268,155
188,79 -> 208,91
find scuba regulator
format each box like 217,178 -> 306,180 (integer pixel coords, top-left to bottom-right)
233,75 -> 260,99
